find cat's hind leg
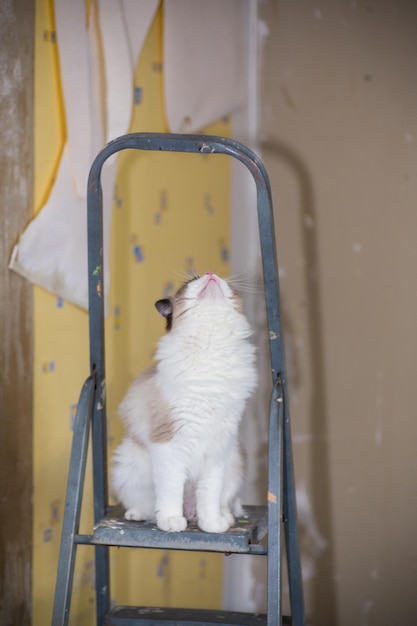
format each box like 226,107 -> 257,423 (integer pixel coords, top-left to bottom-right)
111,437 -> 155,521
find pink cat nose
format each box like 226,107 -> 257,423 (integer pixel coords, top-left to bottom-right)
206,272 -> 213,276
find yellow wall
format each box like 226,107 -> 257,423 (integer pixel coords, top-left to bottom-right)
33,2 -> 231,623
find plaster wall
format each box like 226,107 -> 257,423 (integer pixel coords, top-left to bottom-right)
260,1 -> 417,624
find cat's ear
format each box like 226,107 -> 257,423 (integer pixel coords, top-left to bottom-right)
155,299 -> 173,330
155,299 -> 173,318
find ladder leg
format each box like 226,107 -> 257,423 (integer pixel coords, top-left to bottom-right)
51,376 -> 95,626
91,381 -> 111,625
282,384 -> 305,626
267,377 -> 284,626
95,545 -> 110,626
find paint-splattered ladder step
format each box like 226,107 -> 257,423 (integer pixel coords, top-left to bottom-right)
104,606 -> 293,626
89,505 -> 268,554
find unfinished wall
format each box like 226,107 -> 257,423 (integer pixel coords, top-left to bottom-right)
0,1 -> 34,624
260,1 -> 417,625
32,4 -> 231,624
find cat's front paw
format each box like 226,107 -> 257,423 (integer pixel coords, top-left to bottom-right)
157,514 -> 187,532
198,514 -> 232,534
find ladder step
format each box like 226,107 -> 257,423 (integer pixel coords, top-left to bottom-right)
105,606 -> 292,626
93,505 -> 268,554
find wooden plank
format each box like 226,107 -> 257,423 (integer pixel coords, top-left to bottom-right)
0,1 -> 35,625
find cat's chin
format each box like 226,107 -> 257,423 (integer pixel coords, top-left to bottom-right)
197,275 -> 219,296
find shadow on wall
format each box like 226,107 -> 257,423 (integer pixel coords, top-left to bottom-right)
261,138 -> 338,626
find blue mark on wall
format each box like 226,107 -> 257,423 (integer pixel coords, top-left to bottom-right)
114,306 -> 121,330
70,403 -> 77,430
113,185 -> 123,208
199,558 -> 207,579
50,499 -> 61,525
162,282 -> 174,299
219,239 -> 230,263
43,30 -> 56,43
154,190 -> 168,225
157,554 -> 169,577
204,192 -> 214,215
160,190 -> 167,210
83,559 -> 95,589
133,245 -> 144,263
185,256 -> 195,273
134,86 -> 143,104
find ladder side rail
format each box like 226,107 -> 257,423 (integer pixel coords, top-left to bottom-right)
87,149 -> 111,626
87,132 -> 285,381
267,376 -> 285,626
283,388 -> 305,626
51,376 -> 95,626
86,132 -> 303,625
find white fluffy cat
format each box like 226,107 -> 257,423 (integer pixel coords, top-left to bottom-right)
111,272 -> 257,533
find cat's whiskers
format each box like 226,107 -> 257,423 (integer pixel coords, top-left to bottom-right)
225,271 -> 265,296
228,281 -> 265,296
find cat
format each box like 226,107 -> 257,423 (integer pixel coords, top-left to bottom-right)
111,272 -> 257,533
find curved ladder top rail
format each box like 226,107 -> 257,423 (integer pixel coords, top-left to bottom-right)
87,132 -> 285,384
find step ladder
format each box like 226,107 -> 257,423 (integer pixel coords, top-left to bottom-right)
51,133 -> 305,626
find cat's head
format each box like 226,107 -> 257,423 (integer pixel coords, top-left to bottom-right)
155,273 -> 243,331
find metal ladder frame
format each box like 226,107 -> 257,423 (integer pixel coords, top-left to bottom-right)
51,133 -> 305,626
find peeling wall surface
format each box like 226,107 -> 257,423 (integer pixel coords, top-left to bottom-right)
260,1 -> 417,625
32,5 -> 230,624
0,1 -> 34,624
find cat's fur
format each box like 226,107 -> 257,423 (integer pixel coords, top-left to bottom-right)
111,272 -> 257,533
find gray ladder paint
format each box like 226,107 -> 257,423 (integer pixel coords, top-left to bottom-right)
51,133 -> 305,626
